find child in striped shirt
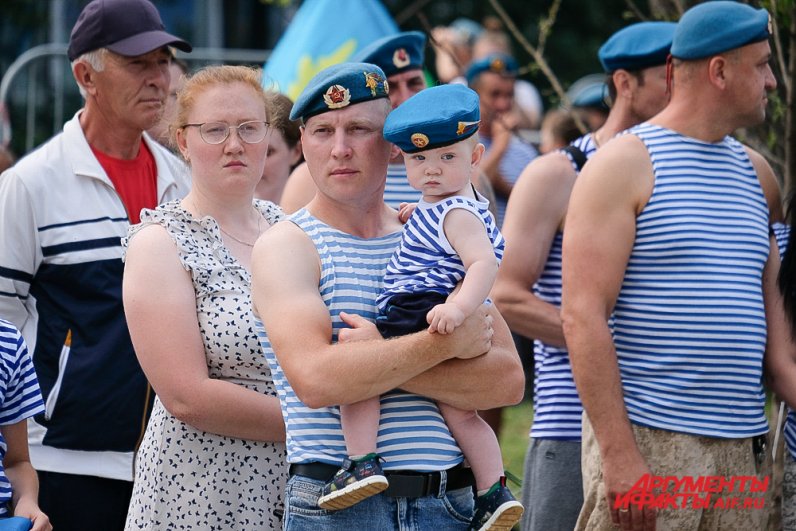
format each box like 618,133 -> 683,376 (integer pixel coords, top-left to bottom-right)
319,84 -> 522,531
0,319 -> 50,530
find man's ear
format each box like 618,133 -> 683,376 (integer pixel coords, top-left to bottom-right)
73,62 -> 98,98
612,69 -> 634,99
707,56 -> 729,90
289,141 -> 303,166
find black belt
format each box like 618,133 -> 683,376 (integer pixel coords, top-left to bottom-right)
288,462 -> 474,498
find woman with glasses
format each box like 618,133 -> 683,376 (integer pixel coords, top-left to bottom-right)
121,65 -> 286,529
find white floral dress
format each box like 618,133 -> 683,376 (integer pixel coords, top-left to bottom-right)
123,199 -> 287,530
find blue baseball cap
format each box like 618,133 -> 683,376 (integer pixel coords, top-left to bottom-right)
383,84 -> 480,153
465,53 -> 519,84
352,31 -> 426,78
671,1 -> 771,60
598,21 -> 676,72
290,62 -> 390,122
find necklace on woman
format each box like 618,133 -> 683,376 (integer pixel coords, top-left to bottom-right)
190,198 -> 262,248
218,218 -> 261,247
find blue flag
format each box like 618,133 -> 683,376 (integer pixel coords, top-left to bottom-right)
263,0 -> 398,101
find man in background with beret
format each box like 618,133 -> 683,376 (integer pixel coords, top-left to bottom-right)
493,20 -> 676,531
562,2 -> 784,529
252,61 -> 523,529
465,53 -> 538,228
0,0 -> 191,528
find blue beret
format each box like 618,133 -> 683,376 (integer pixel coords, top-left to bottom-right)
352,31 -> 426,78
465,53 -> 519,84
671,1 -> 771,60
572,82 -> 609,110
383,84 -> 480,153
290,62 -> 389,122
598,21 -> 676,72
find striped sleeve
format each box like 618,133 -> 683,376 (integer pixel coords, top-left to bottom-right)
0,319 -> 44,425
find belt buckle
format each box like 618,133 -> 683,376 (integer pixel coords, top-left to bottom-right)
384,472 -> 436,498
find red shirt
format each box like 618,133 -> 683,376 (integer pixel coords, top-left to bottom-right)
91,140 -> 157,224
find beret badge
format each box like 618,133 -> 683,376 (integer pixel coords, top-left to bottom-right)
323,84 -> 351,109
456,120 -> 480,136
364,71 -> 389,97
411,133 -> 430,149
393,47 -> 410,69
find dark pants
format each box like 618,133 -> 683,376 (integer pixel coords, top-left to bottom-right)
376,292 -> 448,338
38,470 -> 133,531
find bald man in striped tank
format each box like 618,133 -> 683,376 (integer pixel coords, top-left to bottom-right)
562,3 -> 788,530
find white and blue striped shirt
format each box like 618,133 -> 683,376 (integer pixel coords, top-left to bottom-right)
529,133 -> 599,441
377,193 -> 504,310
567,133 -> 598,168
615,124 -> 770,438
383,162 -> 422,210
256,209 -> 464,471
0,319 -> 44,516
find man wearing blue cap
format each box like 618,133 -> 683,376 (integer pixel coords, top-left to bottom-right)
0,0 -> 191,529
562,2 -> 783,530
315,83 -> 523,530
492,20 -> 675,531
280,31 -> 429,211
251,63 -> 523,530
466,52 -> 538,228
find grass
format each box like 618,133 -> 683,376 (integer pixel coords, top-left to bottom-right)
498,398 -> 534,498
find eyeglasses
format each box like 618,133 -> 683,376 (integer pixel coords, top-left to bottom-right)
181,120 -> 271,144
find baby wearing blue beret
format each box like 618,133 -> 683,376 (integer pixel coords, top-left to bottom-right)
319,82 -> 524,530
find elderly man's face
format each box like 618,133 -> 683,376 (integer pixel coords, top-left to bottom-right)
90,47 -> 171,132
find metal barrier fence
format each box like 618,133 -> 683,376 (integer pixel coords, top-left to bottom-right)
0,44 -> 270,156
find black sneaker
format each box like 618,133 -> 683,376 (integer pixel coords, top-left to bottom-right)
469,477 -> 524,530
317,453 -> 389,510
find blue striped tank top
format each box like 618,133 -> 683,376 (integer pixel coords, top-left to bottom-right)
615,124 -> 770,438
383,162 -> 422,209
566,133 -> 598,169
377,192 -> 504,310
529,133 -> 599,441
255,209 -> 464,470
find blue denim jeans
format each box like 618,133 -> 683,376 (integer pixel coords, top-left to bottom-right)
284,471 -> 474,530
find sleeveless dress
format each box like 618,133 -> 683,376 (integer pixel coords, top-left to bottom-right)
123,199 -> 287,530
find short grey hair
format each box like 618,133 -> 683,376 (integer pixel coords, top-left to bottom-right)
72,48 -> 108,99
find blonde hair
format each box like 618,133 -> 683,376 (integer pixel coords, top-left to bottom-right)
172,65 -> 269,145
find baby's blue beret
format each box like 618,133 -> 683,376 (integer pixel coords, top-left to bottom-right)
671,1 -> 771,60
290,62 -> 389,122
599,21 -> 676,72
383,84 -> 480,153
352,31 -> 426,78
465,53 -> 518,84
